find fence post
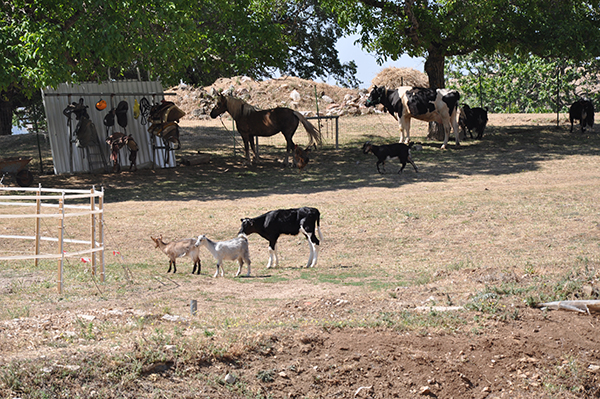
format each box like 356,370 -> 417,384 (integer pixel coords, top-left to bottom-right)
90,186 -> 96,276
35,184 -> 41,267
100,187 -> 105,282
57,195 -> 65,294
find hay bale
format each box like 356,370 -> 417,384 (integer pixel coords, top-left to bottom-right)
371,67 -> 428,89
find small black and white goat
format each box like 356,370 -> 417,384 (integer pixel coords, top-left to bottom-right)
362,141 -> 418,174
195,234 -> 251,278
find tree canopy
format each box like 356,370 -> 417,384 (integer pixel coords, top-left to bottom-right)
325,0 -> 600,89
0,0 -> 356,135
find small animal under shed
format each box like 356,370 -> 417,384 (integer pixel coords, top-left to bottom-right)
362,141 -> 418,174
459,105 -> 489,139
151,235 -> 201,274
293,144 -> 312,170
569,99 -> 595,133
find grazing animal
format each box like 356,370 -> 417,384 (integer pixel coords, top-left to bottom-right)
366,85 -> 461,149
210,95 -> 322,165
239,207 -> 322,269
569,99 -> 595,133
293,144 -> 312,170
459,105 -> 489,139
195,234 -> 251,278
362,141 -> 418,174
150,235 -> 201,274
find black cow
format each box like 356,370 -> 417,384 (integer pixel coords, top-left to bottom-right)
366,85 -> 461,149
459,104 -> 489,139
239,207 -> 322,268
569,99 -> 594,133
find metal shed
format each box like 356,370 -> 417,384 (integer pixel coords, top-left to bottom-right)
42,81 -> 176,175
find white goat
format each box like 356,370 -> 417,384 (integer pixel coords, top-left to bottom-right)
151,235 -> 201,274
195,234 -> 251,278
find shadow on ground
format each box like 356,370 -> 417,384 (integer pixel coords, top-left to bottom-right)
3,122 -> 599,203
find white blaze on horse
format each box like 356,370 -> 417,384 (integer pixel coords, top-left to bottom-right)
366,86 -> 461,149
210,95 -> 322,165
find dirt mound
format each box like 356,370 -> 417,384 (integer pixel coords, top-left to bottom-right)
170,68 -> 426,120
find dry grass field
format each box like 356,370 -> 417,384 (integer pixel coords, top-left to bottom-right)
1,111 -> 600,398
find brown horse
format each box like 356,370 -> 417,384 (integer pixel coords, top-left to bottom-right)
210,95 -> 322,165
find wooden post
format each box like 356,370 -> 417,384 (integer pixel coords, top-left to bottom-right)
90,187 -> 96,276
99,187 -> 105,282
57,195 -> 65,294
34,184 -> 41,267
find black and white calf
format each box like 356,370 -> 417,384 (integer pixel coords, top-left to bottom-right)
459,104 -> 489,139
362,141 -> 418,174
239,207 -> 322,268
366,85 -> 461,149
569,99 -> 594,133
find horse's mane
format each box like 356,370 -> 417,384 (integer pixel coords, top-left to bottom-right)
225,96 -> 258,119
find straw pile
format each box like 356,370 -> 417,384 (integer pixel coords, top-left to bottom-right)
371,67 -> 428,89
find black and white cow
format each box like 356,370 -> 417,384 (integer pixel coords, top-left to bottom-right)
569,99 -> 594,133
239,207 -> 322,268
366,85 -> 461,149
459,104 -> 489,139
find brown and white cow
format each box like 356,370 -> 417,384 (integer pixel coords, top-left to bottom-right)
366,86 -> 461,149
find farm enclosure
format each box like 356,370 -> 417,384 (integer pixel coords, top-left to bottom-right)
1,112 -> 600,398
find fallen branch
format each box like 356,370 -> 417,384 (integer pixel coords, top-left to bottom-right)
537,300 -> 600,315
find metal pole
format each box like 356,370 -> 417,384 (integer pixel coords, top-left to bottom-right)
34,119 -> 44,174
232,120 -> 236,156
556,63 -> 561,128
335,116 -> 339,150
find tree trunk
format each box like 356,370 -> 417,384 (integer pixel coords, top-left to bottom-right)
424,49 -> 447,141
0,97 -> 13,136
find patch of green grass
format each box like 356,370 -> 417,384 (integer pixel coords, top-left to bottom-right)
256,369 -> 275,383
446,259 -> 476,272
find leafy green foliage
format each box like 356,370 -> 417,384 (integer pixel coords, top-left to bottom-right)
325,0 -> 600,89
448,52 -> 600,113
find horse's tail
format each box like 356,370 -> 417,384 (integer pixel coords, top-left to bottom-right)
293,111 -> 322,148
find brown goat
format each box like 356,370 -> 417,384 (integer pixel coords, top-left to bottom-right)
151,235 -> 201,274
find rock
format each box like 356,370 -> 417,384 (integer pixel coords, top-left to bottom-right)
161,314 -> 186,322
321,95 -> 334,104
224,373 -> 236,384
419,386 -> 431,395
290,90 -> 301,102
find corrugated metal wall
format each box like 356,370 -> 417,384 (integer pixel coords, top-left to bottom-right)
42,81 -> 176,175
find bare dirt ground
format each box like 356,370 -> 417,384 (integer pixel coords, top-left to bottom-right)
1,81 -> 600,398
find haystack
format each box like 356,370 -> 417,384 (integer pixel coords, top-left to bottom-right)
371,67 -> 428,89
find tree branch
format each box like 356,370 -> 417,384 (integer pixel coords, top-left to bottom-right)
403,0 -> 420,47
